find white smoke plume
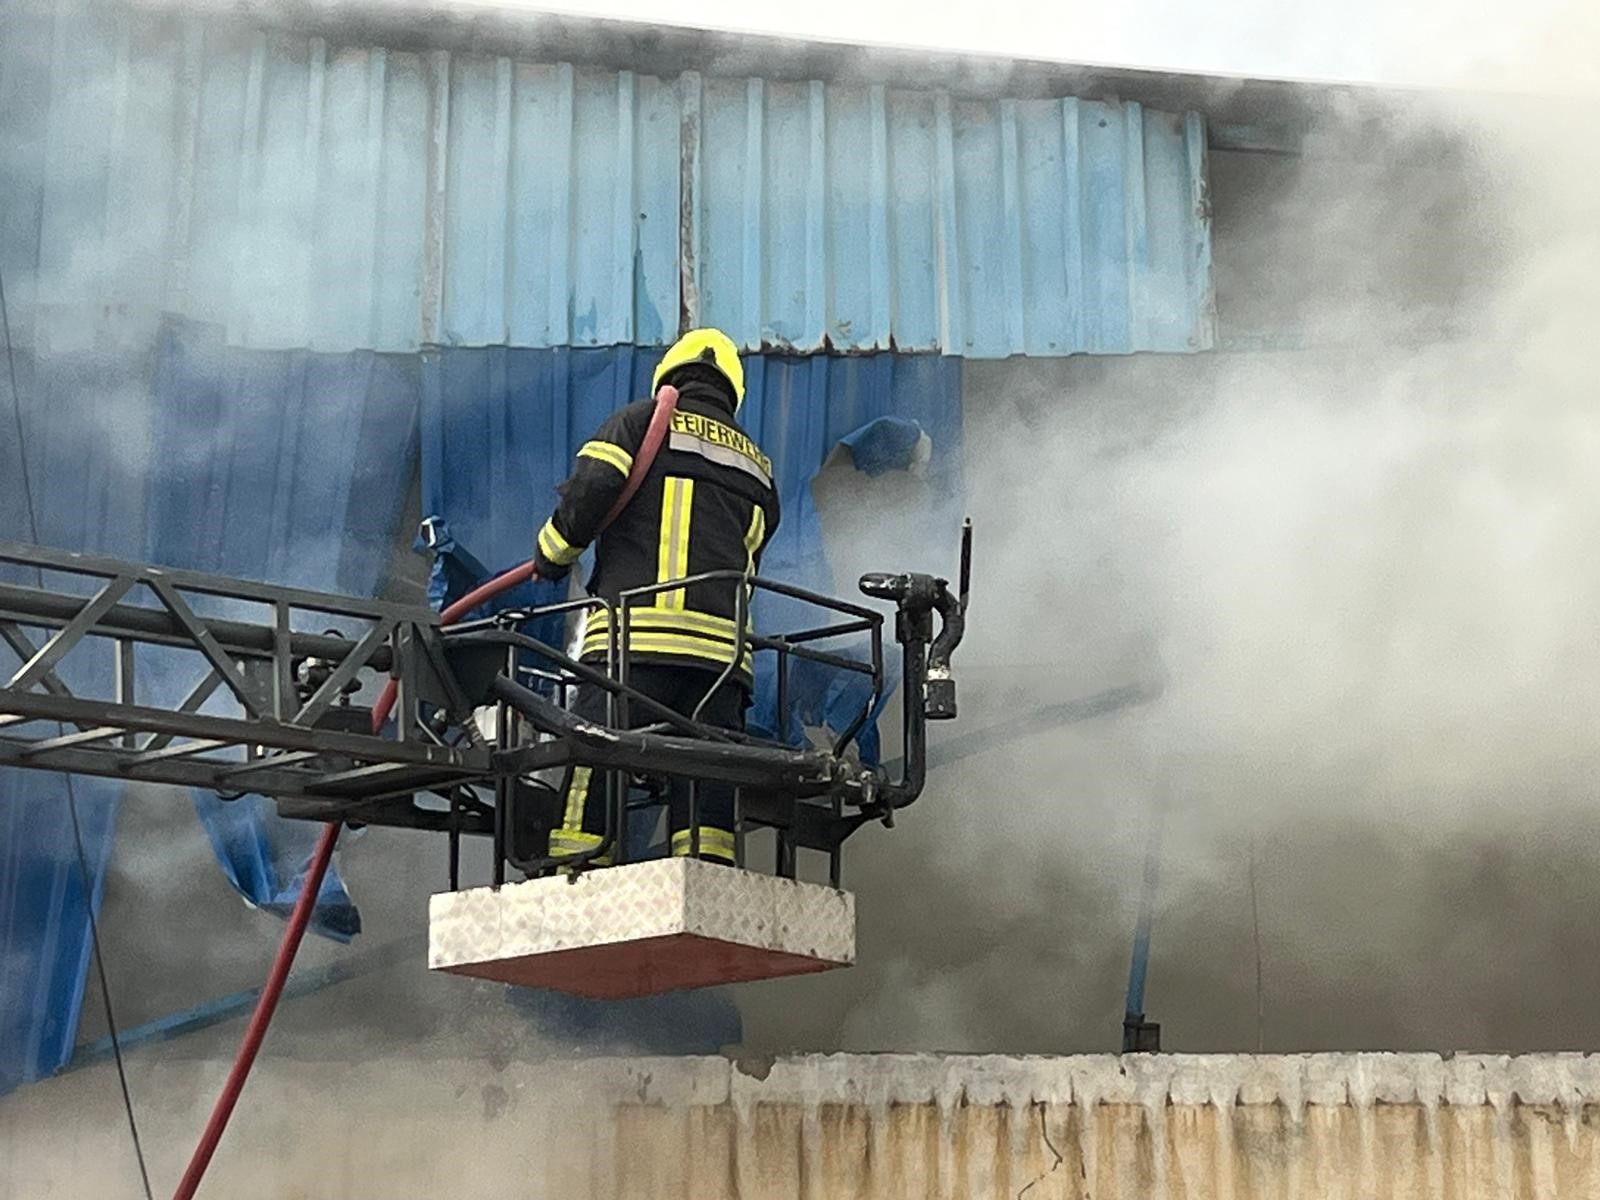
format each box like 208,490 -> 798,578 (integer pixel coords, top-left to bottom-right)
739,34 -> 1600,1055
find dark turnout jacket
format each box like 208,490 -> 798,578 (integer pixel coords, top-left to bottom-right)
532,379 -> 781,687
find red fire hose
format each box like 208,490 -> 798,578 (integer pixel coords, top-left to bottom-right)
171,386 -> 678,1199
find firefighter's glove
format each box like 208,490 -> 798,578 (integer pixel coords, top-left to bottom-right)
531,550 -> 572,583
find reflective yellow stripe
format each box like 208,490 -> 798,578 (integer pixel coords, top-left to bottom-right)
550,828 -> 610,866
538,518 -> 582,566
656,477 -> 694,609
551,829 -> 602,851
742,504 -> 765,622
671,828 -> 735,853
585,606 -> 741,642
671,827 -> 736,860
577,440 -> 633,476
582,622 -> 741,652
583,631 -> 751,671
582,630 -> 748,668
561,765 -> 592,832
667,411 -> 772,480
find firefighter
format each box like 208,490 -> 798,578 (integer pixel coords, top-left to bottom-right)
532,328 -> 780,866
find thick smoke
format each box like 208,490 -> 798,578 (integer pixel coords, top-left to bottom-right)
738,64 -> 1600,1054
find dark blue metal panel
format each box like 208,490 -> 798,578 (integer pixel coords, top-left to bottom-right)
420,345 -> 654,562
0,349 -> 148,1096
143,318 -> 422,941
145,319 -> 420,599
0,772 -> 118,1097
0,320 -> 421,1095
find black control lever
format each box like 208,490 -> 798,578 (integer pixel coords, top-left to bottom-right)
858,519 -> 971,721
849,520 -> 972,816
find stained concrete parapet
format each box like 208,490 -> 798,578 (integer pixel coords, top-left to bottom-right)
8,1052 -> 1600,1197
592,1050 -> 1600,1112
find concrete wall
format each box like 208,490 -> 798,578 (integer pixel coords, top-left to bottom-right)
8,1052 -> 1600,1198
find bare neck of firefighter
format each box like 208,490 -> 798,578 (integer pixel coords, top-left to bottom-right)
530,340 -> 781,869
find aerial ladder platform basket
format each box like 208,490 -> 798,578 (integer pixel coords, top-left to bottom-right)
0,522 -> 970,996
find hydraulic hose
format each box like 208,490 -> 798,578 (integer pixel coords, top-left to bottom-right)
171,385 -> 678,1199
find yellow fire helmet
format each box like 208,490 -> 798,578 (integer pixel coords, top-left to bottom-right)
652,327 -> 746,409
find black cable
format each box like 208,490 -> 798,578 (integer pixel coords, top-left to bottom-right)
2,265 -> 155,1200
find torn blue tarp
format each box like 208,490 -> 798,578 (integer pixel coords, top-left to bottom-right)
143,318 -> 422,942
838,415 -> 928,477
749,418 -> 931,764
779,415 -> 943,764
414,515 -> 569,660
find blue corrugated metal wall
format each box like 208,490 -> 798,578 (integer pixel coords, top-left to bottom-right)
145,318 -> 421,941
0,0 -> 1217,1092
1,5 -> 1213,359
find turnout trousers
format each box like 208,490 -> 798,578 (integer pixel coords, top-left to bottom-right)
549,663 -> 747,865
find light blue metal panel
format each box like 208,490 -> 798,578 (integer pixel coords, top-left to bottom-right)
694,83 -> 1213,356
235,33 -> 319,349
184,23 -> 254,342
1078,98 -> 1133,353
442,57 -> 678,348
30,7 -> 139,352
823,85 -> 893,349
8,4 -> 1211,357
885,91 -> 940,352
952,97 -> 1006,355
1016,99 -> 1075,353
631,72 -> 679,349
691,74 -> 761,350
372,53 -> 432,351
505,60 -> 573,349
442,51 -> 514,346
0,6 -> 51,340
569,67 -> 635,347
11,8 -> 432,354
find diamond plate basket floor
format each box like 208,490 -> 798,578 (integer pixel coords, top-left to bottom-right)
428,857 -> 856,998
